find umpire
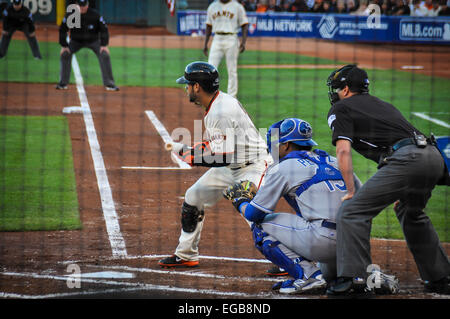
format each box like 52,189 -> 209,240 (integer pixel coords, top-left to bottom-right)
0,0 -> 42,59
56,0 -> 118,91
325,64 -> 450,296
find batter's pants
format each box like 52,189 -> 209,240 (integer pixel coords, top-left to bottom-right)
175,156 -> 271,261
336,144 -> 450,282
208,34 -> 240,98
58,39 -> 116,87
0,24 -> 41,59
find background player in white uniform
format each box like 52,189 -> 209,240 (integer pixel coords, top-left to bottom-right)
229,118 -> 399,294
159,61 -> 272,267
203,0 -> 248,98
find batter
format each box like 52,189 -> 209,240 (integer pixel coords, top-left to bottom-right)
158,61 -> 271,267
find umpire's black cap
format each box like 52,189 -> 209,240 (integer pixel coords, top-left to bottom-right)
327,64 -> 369,93
13,0 -> 23,5
76,0 -> 89,6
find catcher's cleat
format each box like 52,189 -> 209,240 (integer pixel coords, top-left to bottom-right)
158,255 -> 199,268
266,266 -> 289,277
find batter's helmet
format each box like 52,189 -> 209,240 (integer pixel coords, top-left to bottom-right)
13,0 -> 23,4
176,61 -> 219,93
267,118 -> 317,154
327,64 -> 369,104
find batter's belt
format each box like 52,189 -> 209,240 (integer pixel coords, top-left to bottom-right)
215,32 -> 236,35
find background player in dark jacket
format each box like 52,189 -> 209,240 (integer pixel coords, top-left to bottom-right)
325,65 -> 450,296
56,0 -> 118,91
0,0 -> 41,59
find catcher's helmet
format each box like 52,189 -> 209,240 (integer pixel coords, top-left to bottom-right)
176,61 -> 219,93
267,118 -> 317,154
327,64 -> 369,105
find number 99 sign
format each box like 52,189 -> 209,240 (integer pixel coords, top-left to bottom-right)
23,0 -> 53,15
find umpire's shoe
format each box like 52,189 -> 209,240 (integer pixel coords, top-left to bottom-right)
326,277 -> 374,298
158,255 -> 199,268
266,265 -> 288,277
424,275 -> 450,295
105,85 -> 120,91
55,84 -> 68,90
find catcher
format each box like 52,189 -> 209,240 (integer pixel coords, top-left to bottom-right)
224,118 -> 399,295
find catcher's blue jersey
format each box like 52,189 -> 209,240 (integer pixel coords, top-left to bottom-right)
250,150 -> 355,222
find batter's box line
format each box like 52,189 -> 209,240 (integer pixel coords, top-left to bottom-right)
59,254 -> 271,266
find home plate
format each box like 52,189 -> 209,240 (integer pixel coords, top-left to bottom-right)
62,106 -> 83,114
78,271 -> 135,279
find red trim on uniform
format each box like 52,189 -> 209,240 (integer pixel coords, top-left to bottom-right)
205,91 -> 219,116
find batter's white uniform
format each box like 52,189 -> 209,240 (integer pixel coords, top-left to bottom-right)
175,91 -> 272,261
206,0 -> 248,98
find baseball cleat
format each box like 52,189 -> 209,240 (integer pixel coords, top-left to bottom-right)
105,85 -> 120,91
266,266 -> 288,277
158,255 -> 199,268
273,275 -> 327,295
55,84 -> 68,90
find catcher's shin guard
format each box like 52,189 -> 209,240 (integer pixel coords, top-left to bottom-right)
252,224 -> 304,280
181,202 -> 204,233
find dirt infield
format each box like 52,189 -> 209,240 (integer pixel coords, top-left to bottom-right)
1,24 -> 450,301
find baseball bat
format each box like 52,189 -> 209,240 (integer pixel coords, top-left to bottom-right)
165,141 -> 185,154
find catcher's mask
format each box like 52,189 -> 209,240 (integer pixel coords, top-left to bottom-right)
327,64 -> 369,105
176,61 -> 219,93
266,118 -> 317,154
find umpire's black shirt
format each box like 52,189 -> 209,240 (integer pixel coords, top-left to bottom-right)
327,93 -> 422,163
2,4 -> 35,33
59,8 -> 108,47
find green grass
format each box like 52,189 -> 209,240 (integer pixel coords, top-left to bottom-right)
1,39 -> 448,240
0,116 -> 81,231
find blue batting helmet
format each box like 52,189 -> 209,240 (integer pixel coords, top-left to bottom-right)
267,118 -> 317,154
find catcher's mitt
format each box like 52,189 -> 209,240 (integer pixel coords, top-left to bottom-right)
223,180 -> 257,212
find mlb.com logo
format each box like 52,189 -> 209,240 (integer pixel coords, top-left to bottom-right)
399,19 -> 450,42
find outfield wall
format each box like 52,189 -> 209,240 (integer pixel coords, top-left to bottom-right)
177,10 -> 450,45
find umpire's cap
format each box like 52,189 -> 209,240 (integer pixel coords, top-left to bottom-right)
176,61 -> 219,93
76,0 -> 89,6
267,118 -> 317,154
13,0 -> 23,4
327,64 -> 369,104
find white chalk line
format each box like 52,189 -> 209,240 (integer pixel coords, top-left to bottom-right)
72,54 -> 127,258
0,271 -> 275,299
61,254 -> 272,265
143,110 -> 191,169
412,112 -> 450,129
84,264 -> 279,283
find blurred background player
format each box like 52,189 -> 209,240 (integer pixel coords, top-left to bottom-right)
158,61 -> 272,268
56,0 -> 118,91
0,0 -> 42,59
203,0 -> 249,98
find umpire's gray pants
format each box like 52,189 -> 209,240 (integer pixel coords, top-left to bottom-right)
0,24 -> 41,59
58,39 -> 115,87
336,144 -> 450,282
